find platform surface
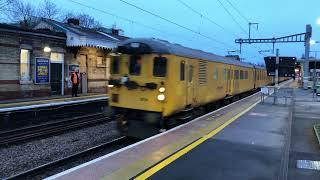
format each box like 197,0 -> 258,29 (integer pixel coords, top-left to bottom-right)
47,80 -> 320,180
0,94 -> 108,112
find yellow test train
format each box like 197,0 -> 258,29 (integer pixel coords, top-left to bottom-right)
108,38 -> 274,138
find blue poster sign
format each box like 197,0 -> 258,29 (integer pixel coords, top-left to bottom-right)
35,57 -> 50,84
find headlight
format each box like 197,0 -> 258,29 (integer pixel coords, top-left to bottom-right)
159,87 -> 165,93
157,94 -> 165,101
108,84 -> 114,88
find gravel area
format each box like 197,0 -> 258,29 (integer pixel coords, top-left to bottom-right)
0,121 -> 122,179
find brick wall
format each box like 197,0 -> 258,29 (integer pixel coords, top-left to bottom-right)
0,25 -> 66,100
64,47 -> 110,94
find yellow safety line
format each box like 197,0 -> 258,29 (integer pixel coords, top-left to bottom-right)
134,100 -> 260,180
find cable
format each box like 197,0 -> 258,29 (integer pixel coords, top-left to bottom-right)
118,0 -> 234,48
216,0 -> 248,35
64,0 -> 225,51
224,0 -> 249,23
176,0 -> 240,38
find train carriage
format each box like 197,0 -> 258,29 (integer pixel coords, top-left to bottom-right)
108,38 -> 273,138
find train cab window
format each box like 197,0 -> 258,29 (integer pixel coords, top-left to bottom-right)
153,57 -> 167,77
111,56 -> 120,74
180,61 -> 185,81
213,67 -> 218,80
129,55 -> 142,75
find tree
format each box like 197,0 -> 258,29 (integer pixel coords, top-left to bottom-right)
4,0 -> 38,27
0,0 -> 14,10
38,0 -> 60,19
62,12 -> 102,29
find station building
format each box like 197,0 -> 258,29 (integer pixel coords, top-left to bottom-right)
34,18 -> 128,95
0,23 -> 67,100
0,18 -> 128,100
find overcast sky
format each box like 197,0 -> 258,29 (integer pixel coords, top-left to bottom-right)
4,0 -> 320,64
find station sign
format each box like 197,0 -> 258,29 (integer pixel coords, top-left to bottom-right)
264,56 -> 296,77
35,57 -> 50,84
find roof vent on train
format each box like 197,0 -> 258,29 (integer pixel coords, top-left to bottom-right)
117,42 -> 152,54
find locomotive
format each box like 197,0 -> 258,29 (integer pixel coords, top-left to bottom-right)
108,38 -> 277,138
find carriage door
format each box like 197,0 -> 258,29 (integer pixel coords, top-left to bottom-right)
226,65 -> 232,95
186,63 -> 194,106
253,69 -> 256,89
233,69 -> 239,94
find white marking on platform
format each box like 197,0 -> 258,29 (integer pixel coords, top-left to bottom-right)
297,160 -> 320,170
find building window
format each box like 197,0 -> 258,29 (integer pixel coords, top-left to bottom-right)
20,49 -> 30,81
96,56 -> 106,67
111,56 -> 120,74
180,61 -> 185,81
213,67 -> 218,80
129,55 -> 141,75
50,52 -> 64,63
153,57 -> 167,77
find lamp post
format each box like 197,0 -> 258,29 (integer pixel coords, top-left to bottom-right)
310,40 -> 319,90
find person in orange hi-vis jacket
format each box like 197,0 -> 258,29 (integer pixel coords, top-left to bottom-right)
71,71 -> 80,97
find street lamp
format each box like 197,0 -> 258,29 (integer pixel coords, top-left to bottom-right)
43,46 -> 51,53
310,40 -> 319,45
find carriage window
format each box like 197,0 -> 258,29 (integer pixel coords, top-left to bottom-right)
153,57 -> 167,77
111,56 -> 120,74
223,68 -> 226,80
240,70 -> 244,79
227,69 -> 231,80
213,67 -> 218,80
234,70 -> 239,79
188,65 -> 193,82
180,62 -> 185,81
129,55 -> 141,75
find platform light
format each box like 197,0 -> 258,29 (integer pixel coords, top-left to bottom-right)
43,46 -> 51,53
157,94 -> 165,101
317,18 -> 320,25
310,40 -> 316,45
159,87 -> 165,93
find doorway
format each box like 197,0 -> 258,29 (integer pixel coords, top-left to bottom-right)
79,55 -> 88,94
50,53 -> 64,95
50,63 -> 62,95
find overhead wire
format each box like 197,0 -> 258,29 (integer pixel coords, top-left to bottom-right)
223,0 -> 273,55
65,0 -> 224,50
176,0 -> 240,39
118,0 -> 234,49
216,0 -> 248,35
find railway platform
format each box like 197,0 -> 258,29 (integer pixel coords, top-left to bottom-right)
46,80 -> 320,180
0,94 -> 109,131
0,94 -> 108,113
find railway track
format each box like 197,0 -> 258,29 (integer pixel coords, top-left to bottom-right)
0,113 -> 112,145
5,136 -> 134,180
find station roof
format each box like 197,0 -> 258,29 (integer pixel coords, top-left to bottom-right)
118,38 -> 263,69
34,18 -> 129,50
